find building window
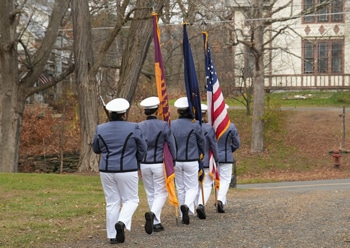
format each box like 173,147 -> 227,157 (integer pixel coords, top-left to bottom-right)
243,46 -> 255,78
304,42 -> 314,73
303,39 -> 343,74
331,0 -> 343,21
331,42 -> 342,73
303,0 -> 343,23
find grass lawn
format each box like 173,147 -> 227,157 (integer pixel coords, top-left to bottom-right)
0,173 -> 153,247
0,173 -> 102,247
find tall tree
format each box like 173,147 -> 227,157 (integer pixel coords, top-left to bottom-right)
117,0 -> 156,103
71,0 -> 99,172
0,0 -> 71,172
250,0 -> 265,153
72,0 -> 161,171
245,0 -> 333,153
217,0 -> 333,153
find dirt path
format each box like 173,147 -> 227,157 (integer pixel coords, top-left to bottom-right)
42,188 -> 350,248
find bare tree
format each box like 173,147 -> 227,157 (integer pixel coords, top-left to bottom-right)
72,0 -> 162,171
0,0 -> 162,172
0,0 -> 72,172
249,0 -> 265,153
71,0 -> 99,172
232,64 -> 254,116
221,0 -> 334,153
117,0 -> 157,103
254,0 -> 333,153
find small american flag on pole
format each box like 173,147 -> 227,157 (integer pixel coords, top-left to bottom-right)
203,31 -> 230,189
203,31 -> 230,140
38,71 -> 52,84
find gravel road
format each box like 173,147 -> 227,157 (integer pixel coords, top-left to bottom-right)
46,187 -> 350,248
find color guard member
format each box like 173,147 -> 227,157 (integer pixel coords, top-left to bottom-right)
171,97 -> 205,225
216,104 -> 240,213
92,98 -> 147,244
139,96 -> 176,234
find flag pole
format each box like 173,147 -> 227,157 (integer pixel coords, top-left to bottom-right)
203,29 -> 219,207
203,29 -> 230,210
201,180 -> 205,206
152,11 -> 179,226
198,161 -> 205,206
175,198 -> 179,226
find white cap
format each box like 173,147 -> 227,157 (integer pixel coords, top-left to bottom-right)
201,103 -> 208,113
106,98 -> 130,113
225,104 -> 229,109
174,97 -> 189,109
140,96 -> 160,109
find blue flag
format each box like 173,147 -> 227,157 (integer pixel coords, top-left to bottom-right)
183,23 -> 202,124
183,23 -> 204,181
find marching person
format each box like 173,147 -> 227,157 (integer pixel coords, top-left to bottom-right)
216,104 -> 240,213
92,98 -> 147,244
138,96 -> 176,234
171,97 -> 205,225
195,104 -> 219,219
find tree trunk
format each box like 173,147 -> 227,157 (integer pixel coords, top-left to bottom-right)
251,53 -> 265,153
0,1 -> 19,172
117,0 -> 154,103
72,0 -> 100,172
250,0 -> 265,153
0,0 -> 69,172
73,0 -> 156,171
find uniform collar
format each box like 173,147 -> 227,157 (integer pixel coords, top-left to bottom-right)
146,116 -> 157,120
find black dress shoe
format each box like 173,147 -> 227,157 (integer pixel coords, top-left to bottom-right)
115,221 -> 125,243
196,204 -> 206,219
153,223 -> 165,232
144,212 -> 155,234
180,204 -> 190,225
109,238 -> 119,244
217,200 -> 225,213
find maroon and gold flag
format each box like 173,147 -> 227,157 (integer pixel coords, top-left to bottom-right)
152,12 -> 178,207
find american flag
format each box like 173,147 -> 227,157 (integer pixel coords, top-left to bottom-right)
38,71 -> 52,84
203,31 -> 230,139
203,31 -> 230,189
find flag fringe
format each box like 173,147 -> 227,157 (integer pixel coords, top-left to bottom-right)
165,172 -> 179,206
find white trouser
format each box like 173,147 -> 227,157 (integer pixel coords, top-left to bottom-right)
100,172 -> 139,239
175,160 -> 198,215
217,163 -> 232,205
196,168 -> 213,206
140,163 -> 168,224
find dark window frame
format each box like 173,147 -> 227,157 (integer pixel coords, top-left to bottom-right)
302,39 -> 344,74
303,0 -> 344,23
